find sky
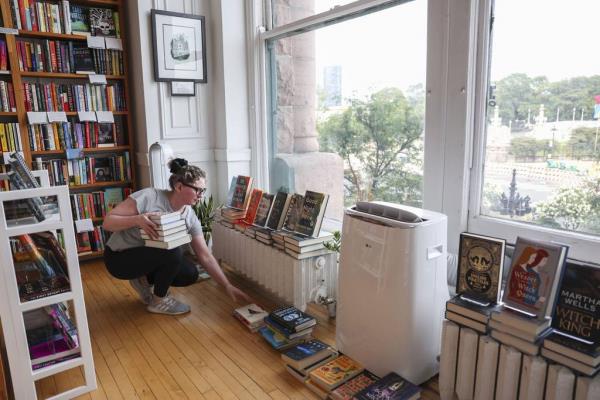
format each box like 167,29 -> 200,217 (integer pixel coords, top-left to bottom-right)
309,0 -> 600,100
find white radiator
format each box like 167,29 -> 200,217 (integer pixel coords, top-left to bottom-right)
212,222 -> 338,311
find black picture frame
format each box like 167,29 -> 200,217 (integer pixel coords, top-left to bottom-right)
151,9 -> 207,83
171,81 -> 196,96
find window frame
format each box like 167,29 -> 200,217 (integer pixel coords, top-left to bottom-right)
466,0 -> 600,263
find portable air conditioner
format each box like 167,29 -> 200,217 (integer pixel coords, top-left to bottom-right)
335,201 -> 449,384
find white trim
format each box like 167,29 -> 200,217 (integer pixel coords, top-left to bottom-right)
466,0 -> 600,263
214,148 -> 252,162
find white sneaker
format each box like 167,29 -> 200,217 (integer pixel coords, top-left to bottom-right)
129,276 -> 153,305
147,294 -> 191,315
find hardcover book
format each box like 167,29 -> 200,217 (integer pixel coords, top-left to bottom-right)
258,325 -> 303,351
266,191 -> 292,230
354,372 -> 421,400
263,316 -> 313,340
103,188 -> 124,212
97,123 -> 116,147
241,189 -> 263,225
225,176 -> 237,207
270,305 -> 316,332
309,354 -> 364,391
502,236 -> 569,320
446,294 -> 503,323
544,332 -> 600,366
90,8 -> 116,37
233,304 -> 268,332
456,232 -> 506,304
282,194 -> 304,232
550,260 -> 600,347
295,191 -> 329,238
281,339 -> 336,370
93,157 -> 113,182
230,175 -> 253,210
330,370 -> 380,400
70,5 -> 90,34
253,193 -> 274,227
72,43 -> 94,72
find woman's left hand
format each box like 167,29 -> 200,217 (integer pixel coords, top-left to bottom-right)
225,284 -> 253,304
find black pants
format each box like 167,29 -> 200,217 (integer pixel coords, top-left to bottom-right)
104,246 -> 198,297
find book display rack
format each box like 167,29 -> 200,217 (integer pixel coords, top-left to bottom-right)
0,178 -> 95,399
0,0 -> 136,262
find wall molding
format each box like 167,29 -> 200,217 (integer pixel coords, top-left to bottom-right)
214,148 -> 252,162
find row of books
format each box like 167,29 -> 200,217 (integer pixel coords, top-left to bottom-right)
39,152 -> 131,186
0,123 -> 23,153
10,1 -> 121,38
16,39 -> 124,75
23,81 -> 126,112
0,80 -> 16,112
28,120 -> 126,151
75,225 -> 106,255
25,302 -> 80,370
70,187 -> 130,220
4,152 -> 48,221
440,321 -> 600,400
139,211 -> 191,250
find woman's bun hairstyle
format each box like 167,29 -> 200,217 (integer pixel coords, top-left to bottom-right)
169,158 -> 188,174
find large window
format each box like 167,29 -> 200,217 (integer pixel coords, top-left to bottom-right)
469,0 -> 600,260
266,0 -> 426,208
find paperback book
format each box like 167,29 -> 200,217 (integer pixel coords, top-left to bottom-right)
309,354 -> 364,391
456,232 -> 505,304
253,193 -> 274,227
502,236 -> 569,320
295,191 -> 329,238
266,191 -> 292,230
330,370 -> 380,400
354,372 -> 421,400
282,194 -> 304,232
270,305 -> 317,332
281,339 -> 336,370
233,304 -> 268,332
230,175 -> 253,210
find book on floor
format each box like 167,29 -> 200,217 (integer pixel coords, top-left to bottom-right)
305,378 -> 329,399
330,370 -> 380,400
264,316 -> 313,340
270,305 -> 317,333
502,236 -> 569,320
144,234 -> 191,250
354,372 -> 421,400
295,191 -> 329,238
456,232 -> 506,305
550,260 -> 600,348
281,339 -> 337,370
258,325 -> 305,351
233,304 -> 268,332
309,354 -> 364,391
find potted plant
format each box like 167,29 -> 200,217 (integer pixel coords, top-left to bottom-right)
193,194 -> 221,245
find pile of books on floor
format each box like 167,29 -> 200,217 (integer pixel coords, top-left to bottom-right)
140,211 -> 191,249
218,175 -> 335,260
440,232 -> 600,399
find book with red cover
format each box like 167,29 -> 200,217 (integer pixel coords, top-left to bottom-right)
241,188 -> 263,225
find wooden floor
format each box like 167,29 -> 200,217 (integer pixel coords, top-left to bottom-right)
31,260 -> 441,399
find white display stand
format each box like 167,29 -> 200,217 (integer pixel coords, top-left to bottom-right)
0,173 -> 96,399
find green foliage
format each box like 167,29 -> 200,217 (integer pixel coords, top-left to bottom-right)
567,127 -> 600,160
509,137 -> 549,160
193,195 -> 222,243
536,187 -> 592,231
323,230 -> 341,254
318,87 -> 424,205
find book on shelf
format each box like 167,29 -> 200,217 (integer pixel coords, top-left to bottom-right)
491,307 -> 552,336
282,193 -> 304,232
144,234 -> 191,250
544,364 -> 576,398
518,355 -> 547,400
283,241 -> 326,254
270,305 -> 317,333
354,372 -> 421,400
455,327 -> 478,400
456,232 -> 506,305
490,328 -> 548,356
264,316 -> 313,341
281,339 -> 337,371
575,374 -> 600,400
96,124 -> 116,147
295,191 -> 329,238
104,187 -> 126,212
308,354 -> 364,391
330,370 -> 379,400
229,175 -> 253,210
284,247 -> 334,260
473,335 -> 499,400
445,294 -> 503,324
495,345 -> 522,400
550,260 -> 600,348
72,42 -> 95,73
232,304 -> 268,332
444,310 -> 487,334
543,332 -> 600,367
439,320 -> 459,400
266,191 -> 292,231
258,325 -> 306,351
70,4 -> 90,34
253,193 -> 274,227
7,171 -> 46,221
502,236 -> 569,320
241,188 -> 263,225
283,230 -> 334,247
488,319 -> 548,343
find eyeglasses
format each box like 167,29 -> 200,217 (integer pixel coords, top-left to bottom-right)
181,182 -> 207,196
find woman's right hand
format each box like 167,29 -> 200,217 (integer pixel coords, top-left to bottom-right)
137,213 -> 159,240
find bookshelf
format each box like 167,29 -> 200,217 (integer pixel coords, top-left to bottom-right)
0,175 -> 96,399
0,0 -> 136,261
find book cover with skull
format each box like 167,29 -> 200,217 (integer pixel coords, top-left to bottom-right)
90,8 -> 117,37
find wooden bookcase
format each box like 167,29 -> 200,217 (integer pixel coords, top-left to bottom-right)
0,0 -> 136,262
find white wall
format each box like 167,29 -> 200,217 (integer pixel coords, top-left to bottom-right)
126,0 -> 252,203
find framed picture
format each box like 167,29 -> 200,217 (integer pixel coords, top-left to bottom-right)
151,9 -> 207,83
171,81 -> 196,96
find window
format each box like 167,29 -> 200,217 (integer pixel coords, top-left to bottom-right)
469,0 -> 600,261
265,0 -> 427,212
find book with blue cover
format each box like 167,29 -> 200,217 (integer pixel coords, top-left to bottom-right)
258,325 -> 305,351
354,372 -> 421,400
270,305 -> 316,332
281,339 -> 337,370
264,316 -> 313,340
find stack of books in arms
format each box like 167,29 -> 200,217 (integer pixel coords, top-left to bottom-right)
490,236 -> 568,357
258,305 -> 316,351
232,304 -> 268,332
541,260 -> 600,376
25,303 -> 80,370
220,175 -> 253,227
140,211 -> 191,249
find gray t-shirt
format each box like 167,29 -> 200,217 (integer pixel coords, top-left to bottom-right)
106,188 -> 202,251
